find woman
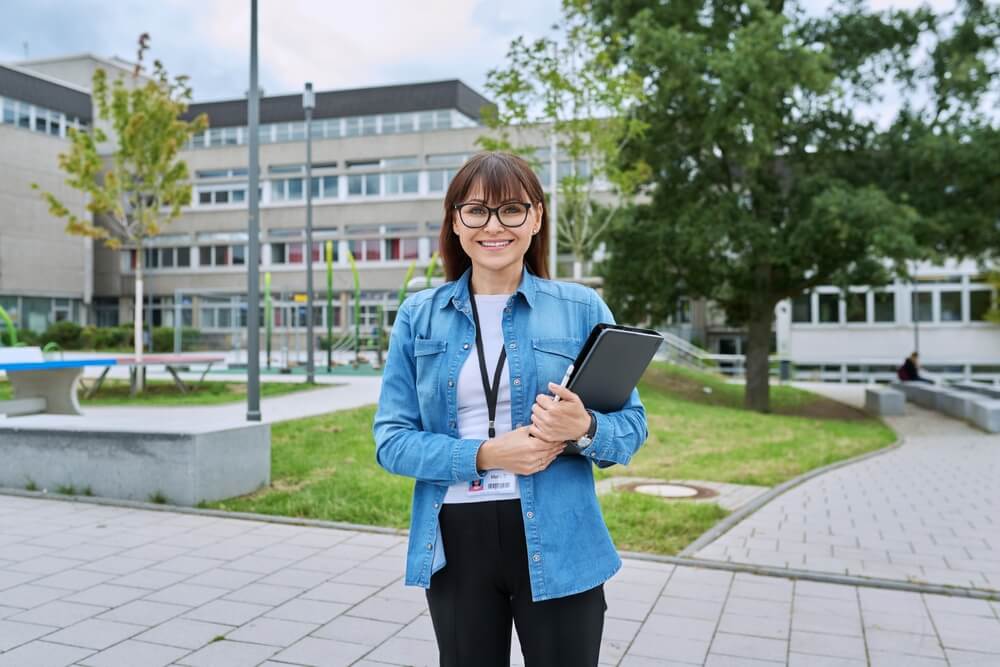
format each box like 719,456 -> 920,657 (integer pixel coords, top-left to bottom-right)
373,151 -> 647,666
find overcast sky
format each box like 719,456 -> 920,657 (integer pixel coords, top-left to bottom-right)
0,0 -> 955,107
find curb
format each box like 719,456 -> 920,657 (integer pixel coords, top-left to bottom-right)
678,434 -> 904,557
0,487 -> 406,537
618,551 -> 1000,601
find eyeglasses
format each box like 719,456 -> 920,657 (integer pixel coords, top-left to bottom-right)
453,201 -> 532,228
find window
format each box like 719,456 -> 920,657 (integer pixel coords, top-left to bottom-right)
428,168 -> 457,193
344,117 -> 360,136
791,294 -> 812,323
846,293 -> 866,323
321,175 -> 338,198
385,171 -> 419,194
874,292 -> 894,322
162,247 -> 175,268
386,238 -> 419,260
214,245 -> 229,265
2,99 -> 15,124
177,247 -> 191,267
207,128 -> 223,146
287,178 -> 303,200
289,243 -> 304,264
190,132 -> 206,148
818,293 -> 839,323
223,127 -> 239,145
914,292 -> 933,322
361,116 -> 377,135
940,291 -> 962,322
348,239 -> 381,261
200,246 -> 212,266
289,122 -> 306,141
271,243 -> 287,264
232,245 -> 246,265
970,290 -> 992,321
347,173 -> 381,197
381,114 -> 398,134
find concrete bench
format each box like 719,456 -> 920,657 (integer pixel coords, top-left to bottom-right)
0,417 -> 270,506
969,400 -> 1000,433
865,386 -> 905,416
896,382 -> 945,410
936,389 -> 985,421
953,381 -> 1000,401
1,348 -> 116,416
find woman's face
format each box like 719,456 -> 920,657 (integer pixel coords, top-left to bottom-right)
451,181 -> 542,278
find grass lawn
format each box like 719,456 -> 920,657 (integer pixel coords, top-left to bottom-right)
204,364 -> 895,555
0,378 -> 323,406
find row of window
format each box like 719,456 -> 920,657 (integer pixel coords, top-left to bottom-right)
185,109 -> 476,150
1,95 -> 89,139
792,288 -> 993,325
127,236 -> 431,271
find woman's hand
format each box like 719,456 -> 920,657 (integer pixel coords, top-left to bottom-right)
529,383 -> 591,443
476,426 -> 565,476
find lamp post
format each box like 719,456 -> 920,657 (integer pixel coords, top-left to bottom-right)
303,82 -> 315,384
246,0 -> 261,421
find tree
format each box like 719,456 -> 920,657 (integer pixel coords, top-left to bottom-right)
34,34 -> 207,391
586,0 -> 1000,411
479,8 -> 650,278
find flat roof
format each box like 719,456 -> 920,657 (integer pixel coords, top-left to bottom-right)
0,64 -> 92,121
182,79 -> 493,127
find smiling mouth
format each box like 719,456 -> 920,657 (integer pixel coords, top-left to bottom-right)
478,239 -> 514,248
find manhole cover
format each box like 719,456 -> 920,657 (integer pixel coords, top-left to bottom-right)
634,483 -> 701,498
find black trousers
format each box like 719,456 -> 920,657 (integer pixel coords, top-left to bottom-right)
425,499 -> 606,667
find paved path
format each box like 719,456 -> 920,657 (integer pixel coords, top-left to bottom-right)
2,495 -> 1000,666
696,397 -> 1000,592
1,377 -> 383,433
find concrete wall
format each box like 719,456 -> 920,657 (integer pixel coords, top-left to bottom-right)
0,422 -> 271,506
0,124 -> 89,300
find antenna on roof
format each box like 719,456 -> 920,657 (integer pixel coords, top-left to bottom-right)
22,42 -> 29,59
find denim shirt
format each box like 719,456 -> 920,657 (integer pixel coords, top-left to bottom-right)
372,266 -> 648,602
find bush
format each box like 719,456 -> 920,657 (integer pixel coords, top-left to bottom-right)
152,327 -> 201,352
79,325 -> 130,349
39,321 -> 83,349
0,328 -> 35,346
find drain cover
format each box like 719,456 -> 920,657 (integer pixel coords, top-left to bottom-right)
634,483 -> 700,498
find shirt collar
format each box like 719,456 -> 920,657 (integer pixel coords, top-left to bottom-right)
441,265 -> 538,311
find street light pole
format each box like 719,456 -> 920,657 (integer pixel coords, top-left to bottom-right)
246,0 -> 261,421
303,82 -> 315,384
548,132 -> 558,279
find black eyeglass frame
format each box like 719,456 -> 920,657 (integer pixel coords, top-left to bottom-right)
452,201 -> 533,229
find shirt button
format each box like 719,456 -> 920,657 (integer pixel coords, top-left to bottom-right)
509,342 -> 517,350
426,543 -> 433,550
526,511 -> 534,519
463,343 -> 470,350
448,379 -> 454,387
532,553 -> 541,562
434,503 -> 440,509
449,420 -> 456,428
513,377 -> 521,385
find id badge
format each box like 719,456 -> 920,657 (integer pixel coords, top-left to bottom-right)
468,469 -> 516,497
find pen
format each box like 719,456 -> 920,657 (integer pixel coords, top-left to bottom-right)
550,364 -> 574,404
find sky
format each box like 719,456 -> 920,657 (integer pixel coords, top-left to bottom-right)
0,0 -> 959,109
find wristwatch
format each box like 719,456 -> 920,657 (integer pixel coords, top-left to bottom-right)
568,410 -> 597,453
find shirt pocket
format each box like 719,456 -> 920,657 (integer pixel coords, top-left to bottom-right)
414,338 -> 448,404
532,337 -> 582,395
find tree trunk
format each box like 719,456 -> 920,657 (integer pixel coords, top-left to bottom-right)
744,302 -> 773,413
134,249 -> 145,393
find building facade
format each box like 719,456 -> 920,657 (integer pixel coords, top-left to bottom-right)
0,63 -> 94,331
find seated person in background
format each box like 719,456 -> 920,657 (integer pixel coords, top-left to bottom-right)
898,352 -> 931,383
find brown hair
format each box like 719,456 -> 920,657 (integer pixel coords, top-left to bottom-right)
438,151 -> 550,281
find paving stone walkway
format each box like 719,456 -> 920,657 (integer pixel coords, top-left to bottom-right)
3,495 -> 1000,666
695,401 -> 1000,592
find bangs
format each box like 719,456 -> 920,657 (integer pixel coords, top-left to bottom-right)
453,154 -> 534,204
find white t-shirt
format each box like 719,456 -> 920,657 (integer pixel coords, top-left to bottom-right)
443,294 -> 521,504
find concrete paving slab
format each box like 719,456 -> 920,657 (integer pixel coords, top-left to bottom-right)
5,492 -> 1000,665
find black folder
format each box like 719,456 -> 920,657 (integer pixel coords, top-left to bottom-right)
567,323 -> 664,413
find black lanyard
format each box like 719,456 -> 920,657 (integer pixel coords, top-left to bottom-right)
468,290 -> 506,439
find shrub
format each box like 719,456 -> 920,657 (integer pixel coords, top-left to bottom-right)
39,321 -> 83,349
152,327 -> 201,352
